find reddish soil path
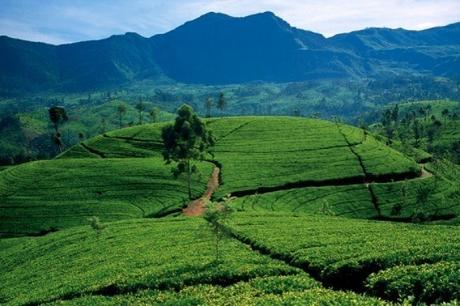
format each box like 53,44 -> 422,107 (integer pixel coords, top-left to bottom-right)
183,167 -> 220,217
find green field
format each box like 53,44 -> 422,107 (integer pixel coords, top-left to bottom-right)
1,115 -> 459,305
0,158 -> 212,235
64,117 -> 420,196
0,218 -> 300,305
228,213 -> 460,302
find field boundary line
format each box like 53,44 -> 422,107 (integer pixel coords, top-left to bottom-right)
80,143 -> 106,158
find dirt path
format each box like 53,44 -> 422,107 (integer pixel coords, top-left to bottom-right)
419,164 -> 434,179
182,160 -> 431,217
183,167 -> 220,217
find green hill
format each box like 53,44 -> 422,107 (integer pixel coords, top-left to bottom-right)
0,215 -> 458,305
4,116 -> 458,237
0,158 -> 212,235
1,116 -> 459,305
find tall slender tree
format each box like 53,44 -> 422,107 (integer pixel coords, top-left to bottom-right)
217,92 -> 226,115
48,106 -> 68,152
161,104 -> 215,199
136,101 -> 146,125
117,104 -> 127,128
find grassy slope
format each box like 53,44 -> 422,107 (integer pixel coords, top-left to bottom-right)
70,117 -> 420,195
228,214 -> 460,292
0,218 -> 301,305
0,217 -> 393,306
0,116 -> 459,304
231,162 -> 460,221
0,158 -> 213,235
230,184 -> 375,218
1,117 -> 426,234
1,214 -> 457,305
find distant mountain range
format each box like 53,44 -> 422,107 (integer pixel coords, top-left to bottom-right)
1,11 -> 460,93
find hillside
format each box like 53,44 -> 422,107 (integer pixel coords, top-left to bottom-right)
1,12 -> 460,92
1,116 -> 459,304
3,116 -> 460,238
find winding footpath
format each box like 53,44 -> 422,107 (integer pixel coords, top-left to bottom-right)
182,167 -> 220,216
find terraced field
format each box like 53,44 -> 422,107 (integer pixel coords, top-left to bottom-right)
1,116 -> 459,305
0,158 -> 212,235
0,218 -> 390,306
227,213 -> 460,304
67,117 -> 420,192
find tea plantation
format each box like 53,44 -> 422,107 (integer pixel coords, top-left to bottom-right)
0,158 -> 213,235
1,116 -> 459,305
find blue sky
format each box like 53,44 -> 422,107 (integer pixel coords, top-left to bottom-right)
1,0 -> 459,44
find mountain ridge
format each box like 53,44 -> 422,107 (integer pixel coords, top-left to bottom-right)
1,11 -> 459,93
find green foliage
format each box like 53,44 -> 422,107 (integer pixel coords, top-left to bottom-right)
229,184 -> 375,218
209,117 -> 419,197
48,284 -> 388,306
203,195 -> 234,262
373,100 -> 460,164
48,106 -> 68,132
0,114 -> 459,305
48,106 -> 69,152
162,104 -> 215,199
228,213 -> 460,291
367,261 -> 460,304
0,218 -> 300,305
0,158 -> 213,235
87,216 -> 106,235
372,173 -> 460,222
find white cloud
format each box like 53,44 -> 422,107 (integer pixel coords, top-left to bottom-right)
179,0 -> 460,36
0,0 -> 459,43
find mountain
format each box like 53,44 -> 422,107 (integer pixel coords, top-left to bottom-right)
1,12 -> 459,93
0,33 -> 164,92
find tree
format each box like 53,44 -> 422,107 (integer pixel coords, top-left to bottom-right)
48,106 -> 68,134
203,195 -> 233,263
117,104 -> 127,128
149,107 -> 160,123
48,106 -> 68,152
136,101 -> 146,124
161,104 -> 215,199
413,119 -> 423,147
381,109 -> 395,143
358,117 -> 369,141
217,92 -> 226,115
205,97 -> 213,118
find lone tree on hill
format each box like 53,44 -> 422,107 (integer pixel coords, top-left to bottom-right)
48,106 -> 68,152
117,104 -> 127,128
217,92 -> 226,115
161,104 -> 215,200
